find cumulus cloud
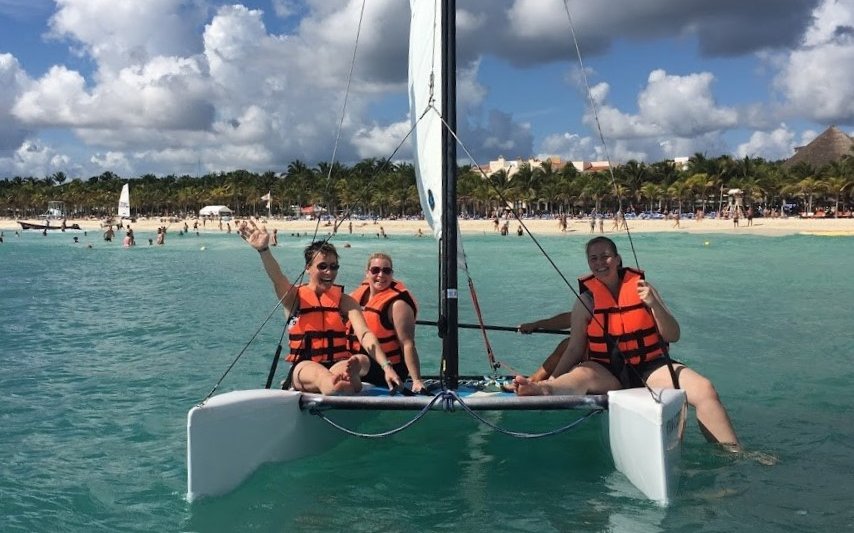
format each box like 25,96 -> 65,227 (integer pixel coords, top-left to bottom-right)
774,0 -> 854,123
0,140 -> 71,178
592,69 -> 738,139
0,53 -> 33,153
1,0 -> 851,178
735,125 -> 797,160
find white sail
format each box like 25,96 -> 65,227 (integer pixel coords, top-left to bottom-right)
118,183 -> 130,218
409,0 -> 443,240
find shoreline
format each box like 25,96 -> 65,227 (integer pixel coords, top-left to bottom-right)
2,216 -> 854,237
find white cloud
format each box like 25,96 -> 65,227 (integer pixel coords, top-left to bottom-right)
351,119 -> 412,160
2,0 -> 851,178
0,139 -> 71,178
47,0 -> 203,73
771,0 -> 854,123
0,53 -> 33,152
592,69 -> 738,140
271,0 -> 297,19
735,125 -> 796,160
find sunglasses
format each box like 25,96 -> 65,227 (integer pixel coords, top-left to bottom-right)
315,262 -> 340,271
369,266 -> 393,275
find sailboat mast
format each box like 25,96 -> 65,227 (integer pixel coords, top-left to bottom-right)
440,0 -> 459,389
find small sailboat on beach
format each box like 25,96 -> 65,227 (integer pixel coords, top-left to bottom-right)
118,183 -> 134,222
187,0 -> 686,504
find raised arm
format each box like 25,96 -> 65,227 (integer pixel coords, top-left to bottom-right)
518,311 -> 572,334
390,298 -> 424,392
238,220 -> 296,310
637,279 -> 680,342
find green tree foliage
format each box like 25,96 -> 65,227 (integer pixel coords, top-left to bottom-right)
2,153 -> 852,219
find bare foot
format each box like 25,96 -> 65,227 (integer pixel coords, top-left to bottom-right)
722,444 -> 779,466
320,370 -> 354,396
343,356 -> 363,393
514,375 -> 551,396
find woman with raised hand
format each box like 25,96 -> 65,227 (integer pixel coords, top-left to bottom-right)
238,220 -> 402,395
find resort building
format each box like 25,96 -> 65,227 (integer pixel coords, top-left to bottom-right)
480,156 -> 612,177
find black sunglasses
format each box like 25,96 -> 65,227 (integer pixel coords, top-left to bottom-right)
316,262 -> 340,271
369,266 -> 393,275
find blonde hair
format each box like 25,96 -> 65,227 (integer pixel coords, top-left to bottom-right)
366,252 -> 393,269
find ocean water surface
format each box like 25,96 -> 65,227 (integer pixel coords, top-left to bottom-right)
1,226 -> 852,531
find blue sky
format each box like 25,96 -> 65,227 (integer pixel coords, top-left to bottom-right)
0,0 -> 852,179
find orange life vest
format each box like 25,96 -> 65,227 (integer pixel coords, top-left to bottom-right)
348,280 -> 417,364
580,267 -> 665,366
286,284 -> 351,365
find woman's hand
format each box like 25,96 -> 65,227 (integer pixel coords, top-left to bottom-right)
384,365 -> 402,391
637,279 -> 655,306
238,219 -> 270,251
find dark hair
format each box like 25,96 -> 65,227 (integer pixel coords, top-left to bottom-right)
303,241 -> 338,266
586,236 -> 622,267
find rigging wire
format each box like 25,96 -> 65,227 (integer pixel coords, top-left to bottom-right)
561,0 -> 640,271
198,0 -> 371,400
307,389 -> 604,439
562,1 -> 675,396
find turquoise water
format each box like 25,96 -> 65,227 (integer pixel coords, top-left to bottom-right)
2,227 -> 853,532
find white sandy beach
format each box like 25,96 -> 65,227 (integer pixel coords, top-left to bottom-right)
3,215 -> 854,238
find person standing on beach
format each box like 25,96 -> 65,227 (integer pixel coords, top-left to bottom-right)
514,236 -> 741,449
349,253 -> 425,393
238,220 -> 402,395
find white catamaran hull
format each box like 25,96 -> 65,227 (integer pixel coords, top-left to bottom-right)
607,388 -> 686,504
187,387 -> 685,503
186,389 -> 366,501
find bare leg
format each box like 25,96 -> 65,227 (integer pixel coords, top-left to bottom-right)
516,363 -> 619,396
530,337 -> 571,381
293,360 -> 358,396
647,365 -> 739,447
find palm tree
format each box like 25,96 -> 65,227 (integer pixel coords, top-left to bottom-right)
639,182 -> 662,213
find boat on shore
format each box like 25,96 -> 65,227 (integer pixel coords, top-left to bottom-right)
187,0 -> 686,505
17,201 -> 81,231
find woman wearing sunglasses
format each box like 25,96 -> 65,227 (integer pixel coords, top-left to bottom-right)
349,253 -> 425,393
238,220 -> 402,395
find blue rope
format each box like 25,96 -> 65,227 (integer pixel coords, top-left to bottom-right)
443,390 -> 604,439
308,390 -> 604,439
307,391 -> 448,439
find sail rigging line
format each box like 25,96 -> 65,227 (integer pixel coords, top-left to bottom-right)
560,0 -> 639,270
197,277 -> 303,403
306,389 -> 603,439
305,0 -> 368,246
562,1 -> 678,394
436,81 -> 666,402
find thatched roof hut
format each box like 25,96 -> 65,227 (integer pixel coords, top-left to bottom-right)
783,126 -> 854,169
